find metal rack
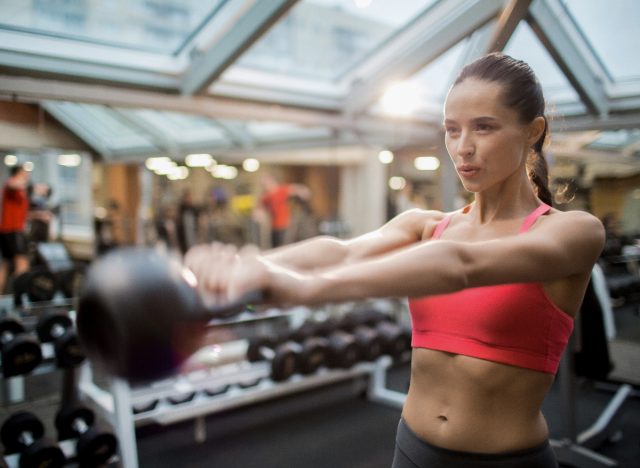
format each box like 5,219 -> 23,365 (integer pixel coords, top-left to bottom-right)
78,354 -> 407,468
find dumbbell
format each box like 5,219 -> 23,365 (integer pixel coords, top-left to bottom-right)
288,318 -> 362,368
246,336 -> 303,382
247,335 -> 329,381
36,310 -> 86,368
59,266 -> 85,299
375,321 -> 412,358
0,317 -> 43,377
13,268 -> 57,306
55,405 -> 118,467
76,248 -> 263,382
1,411 -> 66,468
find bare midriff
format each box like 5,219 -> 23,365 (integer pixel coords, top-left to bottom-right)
402,347 -> 554,454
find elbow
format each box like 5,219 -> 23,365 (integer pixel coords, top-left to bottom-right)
450,243 -> 472,292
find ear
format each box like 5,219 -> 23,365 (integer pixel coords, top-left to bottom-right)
527,116 -> 546,146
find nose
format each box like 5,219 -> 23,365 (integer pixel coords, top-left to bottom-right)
456,131 -> 475,158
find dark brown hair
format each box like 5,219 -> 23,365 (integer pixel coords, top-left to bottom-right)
453,53 -> 552,206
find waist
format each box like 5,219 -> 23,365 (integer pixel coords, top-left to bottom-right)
403,348 -> 552,453
395,418 -> 557,468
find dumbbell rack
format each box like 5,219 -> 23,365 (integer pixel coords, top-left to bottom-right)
78,349 -> 407,468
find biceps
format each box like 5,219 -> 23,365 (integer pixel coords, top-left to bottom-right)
466,233 -> 602,286
345,220 -> 421,261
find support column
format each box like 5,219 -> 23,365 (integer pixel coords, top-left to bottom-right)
339,148 -> 386,237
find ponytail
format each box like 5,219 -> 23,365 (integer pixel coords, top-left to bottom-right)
527,117 -> 553,206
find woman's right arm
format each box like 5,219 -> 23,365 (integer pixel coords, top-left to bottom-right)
263,209 -> 439,271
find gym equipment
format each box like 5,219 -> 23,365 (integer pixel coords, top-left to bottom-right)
13,268 -> 57,305
0,317 -> 42,377
1,411 -> 66,468
36,310 -> 85,368
76,247 -> 263,382
325,331 -> 360,369
375,321 -> 412,358
552,268 -> 633,467
55,405 -> 118,467
248,334 -> 330,379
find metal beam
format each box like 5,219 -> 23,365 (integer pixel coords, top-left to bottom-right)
181,0 -> 298,95
0,74 -> 441,137
528,0 -> 609,116
111,109 -> 182,158
485,0 -> 533,53
553,112 -> 640,132
343,0 -> 504,115
43,103 -> 114,157
0,51 -> 180,92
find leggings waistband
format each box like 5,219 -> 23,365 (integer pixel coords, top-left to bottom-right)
393,418 -> 558,468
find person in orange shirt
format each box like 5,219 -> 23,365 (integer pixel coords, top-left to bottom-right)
0,165 -> 31,293
260,173 -> 310,248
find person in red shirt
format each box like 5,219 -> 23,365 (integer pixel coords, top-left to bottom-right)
0,165 -> 31,293
260,173 -> 310,248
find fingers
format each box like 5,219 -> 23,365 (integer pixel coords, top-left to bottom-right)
184,242 -> 238,300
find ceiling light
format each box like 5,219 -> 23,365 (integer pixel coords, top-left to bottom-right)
212,165 -> 238,180
242,158 -> 260,172
23,161 -> 34,172
167,166 -> 189,180
414,156 -> 440,171
378,150 -> 394,164
4,155 -> 17,166
145,157 -> 171,171
185,153 -> 213,167
57,153 -> 81,167
389,176 -> 406,191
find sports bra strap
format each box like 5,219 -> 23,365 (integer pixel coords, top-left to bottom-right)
518,203 -> 551,234
431,215 -> 452,240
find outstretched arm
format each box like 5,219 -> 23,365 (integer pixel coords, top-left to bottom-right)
261,208 -> 439,271
219,210 -> 604,306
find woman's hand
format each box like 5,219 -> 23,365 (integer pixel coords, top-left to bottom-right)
184,243 -> 313,306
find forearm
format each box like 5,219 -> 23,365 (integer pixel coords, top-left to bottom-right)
263,235 -> 350,271
293,240 -> 468,305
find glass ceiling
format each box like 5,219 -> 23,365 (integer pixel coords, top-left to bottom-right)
236,0 -> 437,81
0,0 -> 638,162
561,0 -> 640,82
0,0 -> 225,55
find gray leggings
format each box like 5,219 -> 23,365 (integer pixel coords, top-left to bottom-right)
392,418 -> 558,468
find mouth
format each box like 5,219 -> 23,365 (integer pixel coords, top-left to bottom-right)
457,166 -> 480,178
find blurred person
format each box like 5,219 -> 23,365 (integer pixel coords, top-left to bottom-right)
0,165 -> 31,293
27,182 -> 54,243
203,187 -> 246,246
260,173 -> 310,247
176,189 -> 201,254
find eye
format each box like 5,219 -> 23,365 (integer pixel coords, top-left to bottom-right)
445,126 -> 460,136
475,123 -> 493,132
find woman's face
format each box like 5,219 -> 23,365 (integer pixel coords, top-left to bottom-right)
443,78 -> 532,194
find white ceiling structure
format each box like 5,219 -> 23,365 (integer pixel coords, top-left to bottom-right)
0,0 -> 638,172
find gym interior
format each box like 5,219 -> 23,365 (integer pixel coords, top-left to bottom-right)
0,1 -> 639,467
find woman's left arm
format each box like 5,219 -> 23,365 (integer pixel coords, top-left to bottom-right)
254,210 -> 605,305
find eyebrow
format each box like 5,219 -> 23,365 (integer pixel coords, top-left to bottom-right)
443,116 -> 499,125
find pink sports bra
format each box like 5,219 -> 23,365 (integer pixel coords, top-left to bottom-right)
408,204 -> 574,374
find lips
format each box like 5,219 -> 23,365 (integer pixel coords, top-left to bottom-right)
457,165 -> 480,177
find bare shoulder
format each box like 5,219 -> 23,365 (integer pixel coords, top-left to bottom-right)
537,208 -> 605,255
385,208 -> 447,240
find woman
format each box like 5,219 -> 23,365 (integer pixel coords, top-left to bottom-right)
186,53 -> 604,468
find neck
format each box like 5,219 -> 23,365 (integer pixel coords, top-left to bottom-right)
470,170 -> 541,224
